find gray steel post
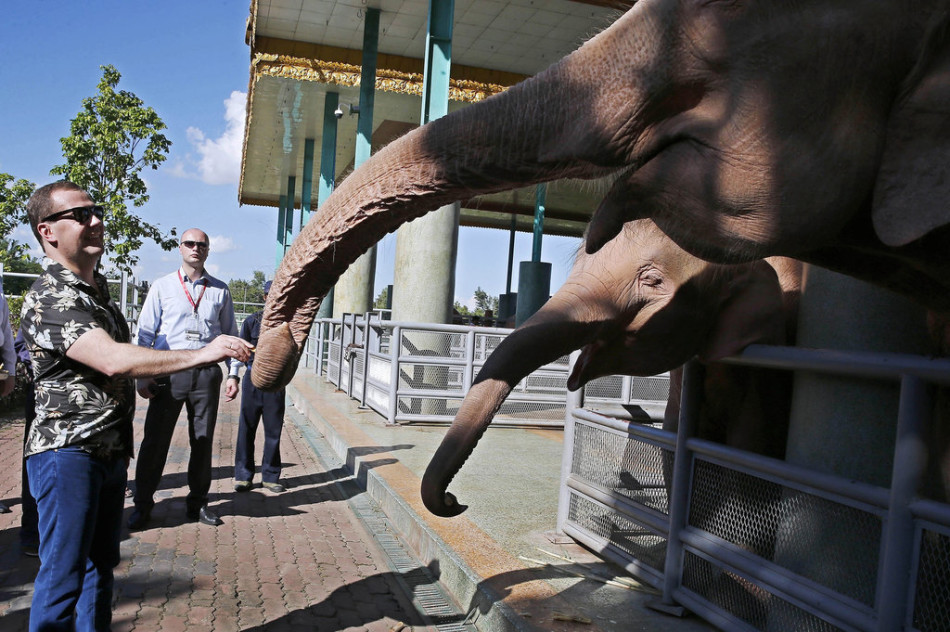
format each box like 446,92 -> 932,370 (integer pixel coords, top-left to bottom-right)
346,312 -> 358,396
877,374 -> 930,631
315,320 -> 325,376
463,329 -> 476,394
360,311 -> 372,408
387,325 -> 401,425
558,350 -> 585,532
662,360 -> 702,606
336,315 -> 348,390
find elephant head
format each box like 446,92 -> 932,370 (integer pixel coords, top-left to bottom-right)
254,1 -> 950,391
419,220 -> 789,517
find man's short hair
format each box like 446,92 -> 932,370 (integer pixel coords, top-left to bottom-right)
26,181 -> 87,245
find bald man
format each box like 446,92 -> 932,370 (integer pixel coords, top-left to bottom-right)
130,228 -> 240,529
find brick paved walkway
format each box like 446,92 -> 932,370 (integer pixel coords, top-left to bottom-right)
0,386 -> 448,631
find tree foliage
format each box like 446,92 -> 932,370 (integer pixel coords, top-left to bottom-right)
0,173 -> 36,261
472,287 -> 498,315
229,270 -> 268,315
373,286 -> 390,310
50,65 -> 178,273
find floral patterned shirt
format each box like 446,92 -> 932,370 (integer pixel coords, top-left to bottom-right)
21,258 -> 134,459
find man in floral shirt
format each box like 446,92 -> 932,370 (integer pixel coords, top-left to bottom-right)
20,181 -> 252,631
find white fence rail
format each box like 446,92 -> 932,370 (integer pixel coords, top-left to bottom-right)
302,311 -> 670,427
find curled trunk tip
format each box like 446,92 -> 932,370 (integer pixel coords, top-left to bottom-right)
251,322 -> 300,391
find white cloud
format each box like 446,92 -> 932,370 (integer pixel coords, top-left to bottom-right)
208,235 -> 236,253
172,91 -> 246,185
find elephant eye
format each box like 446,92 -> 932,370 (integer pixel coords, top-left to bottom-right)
641,271 -> 664,288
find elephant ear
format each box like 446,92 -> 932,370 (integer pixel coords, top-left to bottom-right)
873,28 -> 950,247
698,261 -> 786,363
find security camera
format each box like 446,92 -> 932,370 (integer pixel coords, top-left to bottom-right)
334,106 -> 344,119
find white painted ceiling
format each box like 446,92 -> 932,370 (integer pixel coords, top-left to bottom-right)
242,0 -> 629,233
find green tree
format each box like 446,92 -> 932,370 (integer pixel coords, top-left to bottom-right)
50,65 -> 178,273
0,173 -> 36,263
373,286 -> 389,310
229,270 -> 268,316
472,287 -> 499,315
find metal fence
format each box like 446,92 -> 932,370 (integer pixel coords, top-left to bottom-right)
302,312 -> 671,427
560,345 -> 950,632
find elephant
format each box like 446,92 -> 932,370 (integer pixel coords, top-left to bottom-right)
253,0 -> 950,392
420,220 -> 800,517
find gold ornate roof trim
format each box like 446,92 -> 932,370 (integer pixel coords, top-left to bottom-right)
252,53 -> 509,103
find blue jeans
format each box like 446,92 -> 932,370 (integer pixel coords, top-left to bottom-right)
27,447 -> 127,632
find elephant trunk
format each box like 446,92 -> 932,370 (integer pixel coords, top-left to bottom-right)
251,5 -> 664,391
421,290 -> 609,517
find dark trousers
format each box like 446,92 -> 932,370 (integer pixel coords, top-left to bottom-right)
234,375 -> 285,483
133,365 -> 222,513
21,382 -> 39,547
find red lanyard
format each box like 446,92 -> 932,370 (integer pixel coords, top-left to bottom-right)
178,270 -> 208,315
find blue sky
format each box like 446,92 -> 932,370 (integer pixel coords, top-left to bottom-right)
0,1 -> 579,307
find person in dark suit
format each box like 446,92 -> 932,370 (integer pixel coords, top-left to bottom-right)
231,281 -> 286,493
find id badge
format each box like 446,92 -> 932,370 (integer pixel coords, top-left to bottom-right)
185,329 -> 201,342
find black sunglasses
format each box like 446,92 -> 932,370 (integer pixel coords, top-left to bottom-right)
42,205 -> 105,224
181,240 -> 209,250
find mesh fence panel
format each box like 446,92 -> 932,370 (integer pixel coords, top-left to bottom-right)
629,375 -> 670,402
690,459 -> 881,607
400,329 -> 461,358
914,527 -> 950,632
682,552 -> 845,632
397,363 -> 461,391
473,333 -> 506,361
585,375 -> 624,400
396,396 -> 462,419
567,491 -> 668,573
571,422 -> 672,514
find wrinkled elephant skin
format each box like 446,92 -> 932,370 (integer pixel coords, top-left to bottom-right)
254,1 -> 950,390
421,221 -> 796,517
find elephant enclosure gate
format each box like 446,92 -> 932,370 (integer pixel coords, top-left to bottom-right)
561,348 -> 950,632
302,312 -> 669,427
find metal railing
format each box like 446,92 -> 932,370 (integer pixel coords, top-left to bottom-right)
560,345 -> 950,632
302,312 -> 670,427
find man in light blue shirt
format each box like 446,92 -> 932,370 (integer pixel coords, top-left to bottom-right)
129,228 -> 241,529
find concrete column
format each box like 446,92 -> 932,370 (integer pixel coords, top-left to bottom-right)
316,92 -> 339,320
391,204 -> 460,323
334,8 -> 379,318
770,265 -> 929,619
391,0 -> 457,324
787,266 -> 929,482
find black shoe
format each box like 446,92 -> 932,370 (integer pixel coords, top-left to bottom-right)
127,508 -> 151,530
234,480 -> 252,492
187,505 -> 222,526
0,502 -> 10,514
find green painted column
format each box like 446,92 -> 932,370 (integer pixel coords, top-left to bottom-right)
283,175 -> 296,259
499,213 -> 518,324
300,139 -> 315,227
274,194 -> 287,269
516,184 -> 551,326
316,92 -> 339,320
334,8 -> 379,318
391,0 -> 459,325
